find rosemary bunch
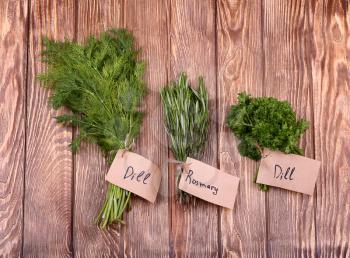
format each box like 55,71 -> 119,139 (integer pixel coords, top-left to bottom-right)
161,73 -> 209,203
38,29 -> 146,227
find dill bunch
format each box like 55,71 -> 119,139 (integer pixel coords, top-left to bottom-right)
38,29 -> 146,227
227,92 -> 309,191
161,73 -> 209,203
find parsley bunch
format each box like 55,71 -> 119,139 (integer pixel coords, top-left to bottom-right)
227,92 -> 308,190
161,73 -> 209,203
38,29 -> 145,227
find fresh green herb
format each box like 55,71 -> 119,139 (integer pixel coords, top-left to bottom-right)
227,92 -> 309,191
161,73 -> 209,203
38,29 -> 146,227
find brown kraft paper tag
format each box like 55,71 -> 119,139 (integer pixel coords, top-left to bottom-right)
256,149 -> 321,195
178,157 -> 240,209
105,150 -> 161,203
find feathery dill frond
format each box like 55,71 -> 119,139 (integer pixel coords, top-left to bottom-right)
38,29 -> 146,227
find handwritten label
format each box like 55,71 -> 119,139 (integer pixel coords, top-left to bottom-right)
105,150 -> 161,203
256,149 -> 321,195
178,157 -> 240,209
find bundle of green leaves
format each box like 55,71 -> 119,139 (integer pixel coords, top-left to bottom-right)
227,92 -> 309,190
38,29 -> 146,227
161,73 -> 209,203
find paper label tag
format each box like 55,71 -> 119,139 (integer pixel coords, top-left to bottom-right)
105,150 -> 161,203
178,157 -> 240,209
256,149 -> 321,195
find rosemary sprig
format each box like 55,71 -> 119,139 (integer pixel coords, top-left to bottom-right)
38,29 -> 146,227
161,73 -> 209,203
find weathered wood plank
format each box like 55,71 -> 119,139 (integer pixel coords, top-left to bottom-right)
313,0 -> 350,257
123,0 -> 170,257
24,0 -> 75,257
217,0 -> 267,257
73,0 -> 124,257
0,0 -> 28,257
169,0 -> 218,256
263,0 -> 316,256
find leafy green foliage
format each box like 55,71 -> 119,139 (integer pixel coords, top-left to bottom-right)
38,29 -> 145,227
227,92 -> 309,190
161,73 -> 209,203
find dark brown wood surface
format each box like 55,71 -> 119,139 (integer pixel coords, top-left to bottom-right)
314,1 -> 350,257
24,0 -> 75,257
263,0 -> 317,256
217,0 -> 267,256
0,0 -> 349,257
169,0 -> 218,257
0,1 -> 27,257
73,1 -> 124,257
124,0 -> 170,256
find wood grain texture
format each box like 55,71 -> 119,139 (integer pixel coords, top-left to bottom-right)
169,0 -> 218,256
24,0 -> 75,257
263,0 -> 317,256
0,0 -> 349,256
0,0 -> 28,257
124,0 -> 170,256
217,0 -> 267,257
73,0 -> 124,257
313,0 -> 350,257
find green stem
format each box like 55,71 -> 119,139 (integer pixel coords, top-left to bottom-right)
95,183 -> 131,228
96,140 -> 135,228
176,166 -> 191,203
253,163 -> 269,191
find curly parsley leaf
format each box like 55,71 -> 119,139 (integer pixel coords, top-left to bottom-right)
227,92 -> 309,190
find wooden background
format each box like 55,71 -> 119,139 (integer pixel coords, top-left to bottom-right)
0,0 -> 349,257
